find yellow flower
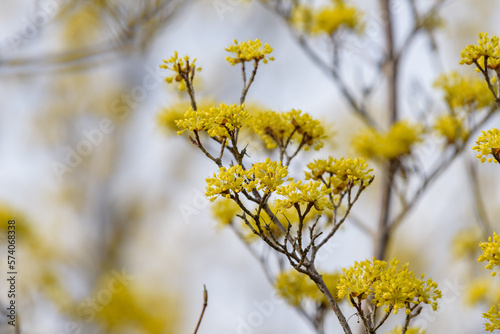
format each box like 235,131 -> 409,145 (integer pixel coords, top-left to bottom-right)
248,109 -> 326,151
275,180 -> 333,211
305,157 -> 373,194
433,114 -> 469,144
160,51 -> 201,90
157,99 -> 217,135
483,304 -> 500,332
247,158 -> 289,194
478,232 -> 500,275
434,71 -> 494,110
175,103 -> 249,138
460,33 -> 500,70
337,258 -> 441,315
352,121 -> 423,160
290,0 -> 363,36
385,326 -> 426,334
472,128 -> 500,163
205,159 -> 289,201
205,164 -> 248,201
274,270 -> 340,306
225,38 -> 274,65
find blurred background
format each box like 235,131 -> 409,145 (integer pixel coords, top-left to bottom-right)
0,0 -> 499,333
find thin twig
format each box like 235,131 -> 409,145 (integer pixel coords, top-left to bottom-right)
193,285 -> 208,334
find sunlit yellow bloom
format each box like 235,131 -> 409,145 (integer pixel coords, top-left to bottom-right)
249,109 -> 326,151
305,157 -> 373,194
337,258 -> 441,315
352,121 -> 423,160
290,0 -> 363,36
275,269 -> 340,306
472,128 -> 500,163
479,232 -> 500,275
275,180 -> 332,211
205,165 -> 248,201
157,99 -> 217,134
175,103 -> 248,138
460,33 -> 500,70
483,303 -> 500,331
160,51 -> 201,90
225,38 -> 274,65
247,158 -> 289,194
434,71 -> 494,110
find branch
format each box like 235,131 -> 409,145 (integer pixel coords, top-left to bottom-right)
193,285 -> 208,334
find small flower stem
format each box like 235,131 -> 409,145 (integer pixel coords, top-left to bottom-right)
240,60 -> 259,105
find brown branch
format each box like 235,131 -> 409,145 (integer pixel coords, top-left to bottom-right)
193,285 -> 208,334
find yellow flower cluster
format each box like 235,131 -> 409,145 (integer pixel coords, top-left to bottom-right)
484,304 -> 500,332
205,159 -> 289,201
337,258 -> 441,314
249,109 -> 326,151
246,159 -> 289,194
175,103 -> 248,138
290,0 -> 363,36
275,180 -> 332,211
225,39 -> 274,66
157,99 -> 217,134
472,128 -> 500,163
478,232 -> 500,275
305,157 -> 373,193
385,327 -> 426,334
460,33 -> 500,70
274,269 -> 339,306
352,121 -> 424,160
160,51 -> 201,90
434,71 -> 494,110
433,114 -> 468,144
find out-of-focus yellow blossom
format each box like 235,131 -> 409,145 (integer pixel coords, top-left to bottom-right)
352,121 -> 424,160
92,274 -> 180,333
275,270 -> 340,306
465,277 -> 493,306
246,158 -> 289,194
472,128 -> 500,163
249,109 -> 326,151
205,164 -> 248,201
337,258 -> 441,315
433,114 -> 468,144
157,99 -> 217,134
385,326 -> 426,334
160,51 -> 201,90
434,71 -> 494,110
290,0 -> 363,36
275,180 -> 333,211
452,227 -> 483,259
225,39 -> 274,65
305,157 -> 373,194
460,33 -> 500,70
211,198 -> 241,226
175,103 -> 249,138
483,304 -> 500,332
479,232 -> 500,275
